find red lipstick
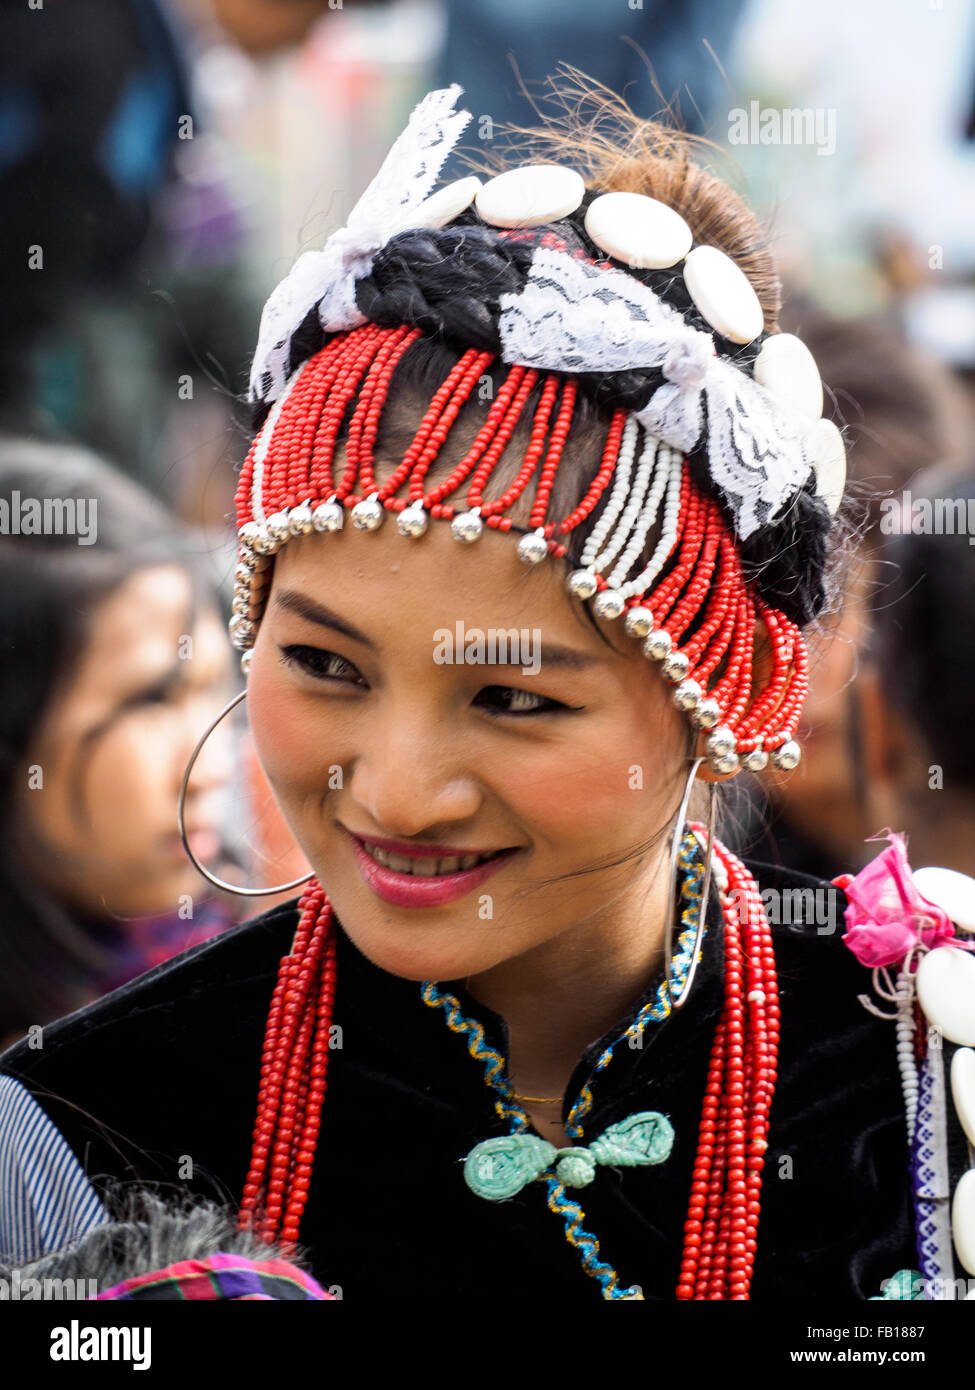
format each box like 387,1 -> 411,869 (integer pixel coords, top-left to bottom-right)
342,827 -> 519,908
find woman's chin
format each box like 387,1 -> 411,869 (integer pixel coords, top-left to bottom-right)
336,915 -> 506,985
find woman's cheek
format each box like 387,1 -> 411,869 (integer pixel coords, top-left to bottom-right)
505,725 -> 654,840
247,661 -> 334,797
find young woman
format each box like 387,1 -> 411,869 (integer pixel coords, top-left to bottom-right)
2,80 -> 971,1302
0,438 -> 235,1051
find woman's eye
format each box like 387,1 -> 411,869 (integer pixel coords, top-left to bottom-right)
279,645 -> 365,685
473,685 -> 577,717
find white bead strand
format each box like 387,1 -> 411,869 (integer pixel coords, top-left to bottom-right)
606,433 -> 671,591
578,415 -> 641,571
589,428 -> 660,581
617,449 -> 683,599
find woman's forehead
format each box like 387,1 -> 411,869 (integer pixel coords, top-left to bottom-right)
269,520 -> 618,656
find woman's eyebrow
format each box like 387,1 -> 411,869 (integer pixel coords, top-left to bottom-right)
272,588 -> 602,669
274,589 -> 370,646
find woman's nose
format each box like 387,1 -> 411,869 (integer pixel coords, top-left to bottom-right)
347,711 -> 482,838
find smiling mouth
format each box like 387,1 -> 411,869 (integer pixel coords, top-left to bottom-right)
358,843 -> 507,876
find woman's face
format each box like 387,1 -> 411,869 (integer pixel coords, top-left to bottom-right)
247,517 -> 692,982
15,565 -> 233,918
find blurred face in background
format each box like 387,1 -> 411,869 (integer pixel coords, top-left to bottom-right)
12,565 -> 233,919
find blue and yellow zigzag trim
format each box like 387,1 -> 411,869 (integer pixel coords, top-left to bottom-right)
420,829 -> 707,1300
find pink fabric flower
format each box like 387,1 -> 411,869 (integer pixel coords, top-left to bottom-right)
832,830 -> 956,968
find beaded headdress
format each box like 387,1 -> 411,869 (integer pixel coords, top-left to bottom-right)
231,85 -> 846,774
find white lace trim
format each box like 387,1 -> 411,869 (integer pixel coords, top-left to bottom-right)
499,248 -> 811,540
249,85 -> 472,408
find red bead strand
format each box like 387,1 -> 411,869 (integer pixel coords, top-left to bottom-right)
556,409 -> 627,537
529,378 -> 578,534
379,349 -> 493,504
418,364 -> 529,509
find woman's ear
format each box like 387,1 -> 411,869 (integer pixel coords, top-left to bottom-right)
695,616 -> 775,785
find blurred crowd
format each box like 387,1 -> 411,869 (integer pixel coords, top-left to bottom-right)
0,0 -> 973,1049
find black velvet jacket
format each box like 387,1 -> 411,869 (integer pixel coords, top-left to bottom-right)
0,860 -> 921,1300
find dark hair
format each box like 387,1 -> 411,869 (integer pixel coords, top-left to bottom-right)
874,467 -> 975,789
0,436 -> 210,1038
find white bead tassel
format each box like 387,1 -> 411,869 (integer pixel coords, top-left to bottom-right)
606,434 -> 670,591
595,428 -> 662,579
618,449 -> 683,599
896,970 -> 920,1144
578,415 -> 640,571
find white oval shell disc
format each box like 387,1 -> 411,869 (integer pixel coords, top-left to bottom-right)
391,176 -> 482,235
754,332 -> 824,423
803,417 -> 846,515
950,1047 -> 975,1147
584,191 -> 692,269
916,945 -> 975,1047
913,866 -> 975,934
951,1168 -> 975,1276
475,164 -> 585,229
683,244 -> 764,344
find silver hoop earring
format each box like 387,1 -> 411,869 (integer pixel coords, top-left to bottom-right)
178,686 -> 315,898
662,756 -> 717,1011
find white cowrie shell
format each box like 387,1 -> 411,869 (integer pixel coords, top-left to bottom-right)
475,164 -> 585,229
683,245 -> 764,345
584,191 -> 692,269
753,333 -> 824,423
949,1047 -> 975,1147
913,866 -> 975,934
951,1168 -> 975,1276
916,946 -> 975,1047
803,418 -> 846,516
390,176 -> 482,235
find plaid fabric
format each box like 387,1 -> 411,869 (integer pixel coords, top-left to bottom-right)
92,1252 -> 334,1301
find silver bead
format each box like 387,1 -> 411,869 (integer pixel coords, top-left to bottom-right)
673,678 -> 702,712
289,503 -> 314,536
566,568 -> 598,600
351,496 -> 385,531
451,510 -> 484,543
312,500 -> 344,533
623,606 -> 653,639
710,750 -> 740,776
231,588 -> 251,616
771,739 -> 802,771
741,748 -> 769,773
267,510 -> 292,544
642,629 -> 672,662
240,649 -> 254,676
238,522 -> 262,551
692,697 -> 721,730
397,503 -> 429,538
593,588 -> 625,620
251,527 -> 275,556
706,726 -> 736,758
235,562 -> 256,585
228,615 -> 256,649
661,650 -> 690,683
517,530 -> 549,565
